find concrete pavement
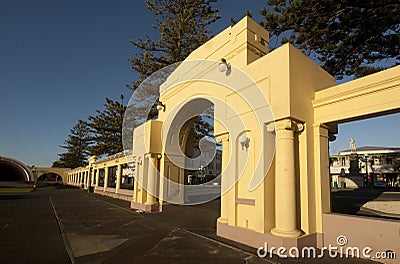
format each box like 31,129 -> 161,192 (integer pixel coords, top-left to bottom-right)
0,186 -> 380,263
0,187 -> 70,263
332,189 -> 400,219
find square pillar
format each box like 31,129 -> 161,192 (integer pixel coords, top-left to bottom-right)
145,154 -> 157,205
116,164 -> 122,193
132,160 -> 140,203
216,134 -> 230,224
313,123 -> 331,233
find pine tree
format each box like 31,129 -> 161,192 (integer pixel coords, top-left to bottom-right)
53,120 -> 91,168
260,0 -> 399,79
85,98 -> 126,156
126,0 -> 220,91
123,0 -> 221,149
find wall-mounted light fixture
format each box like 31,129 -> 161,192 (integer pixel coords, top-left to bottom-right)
218,58 -> 231,73
156,101 -> 166,112
239,134 -> 250,150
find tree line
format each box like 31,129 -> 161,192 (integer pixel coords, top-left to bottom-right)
52,0 -> 399,168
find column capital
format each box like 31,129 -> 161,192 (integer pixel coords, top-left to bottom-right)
313,122 -> 329,129
274,118 -> 304,133
314,123 -> 329,139
314,123 -> 337,141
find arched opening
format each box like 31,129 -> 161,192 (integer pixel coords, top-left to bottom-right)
179,113 -> 221,186
0,157 -> 33,187
163,98 -> 222,204
36,173 -> 63,187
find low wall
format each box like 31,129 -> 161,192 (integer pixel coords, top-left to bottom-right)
323,213 -> 400,263
94,187 -> 133,202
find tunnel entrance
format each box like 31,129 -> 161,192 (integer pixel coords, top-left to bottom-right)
0,157 -> 33,186
36,173 -> 63,187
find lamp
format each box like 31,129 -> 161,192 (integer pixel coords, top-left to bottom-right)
239,134 -> 250,150
218,58 -> 231,73
156,101 -> 166,112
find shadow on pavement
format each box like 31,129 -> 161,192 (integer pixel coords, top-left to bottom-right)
331,188 -> 400,220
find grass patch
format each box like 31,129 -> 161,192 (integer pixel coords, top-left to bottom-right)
0,187 -> 34,193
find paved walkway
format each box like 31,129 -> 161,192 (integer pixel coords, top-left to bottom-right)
363,201 -> 400,216
0,186 -> 378,263
0,187 -> 70,263
332,188 -> 400,219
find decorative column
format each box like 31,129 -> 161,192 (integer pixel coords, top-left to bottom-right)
271,118 -> 303,238
216,134 -> 230,224
103,167 -> 109,191
145,154 -> 157,205
116,164 -> 122,193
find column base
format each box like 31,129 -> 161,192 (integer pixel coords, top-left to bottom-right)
217,217 -> 228,224
131,201 -> 160,213
217,221 -> 322,250
271,227 -> 302,238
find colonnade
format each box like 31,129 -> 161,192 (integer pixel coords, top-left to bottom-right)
66,150 -> 161,210
67,155 -> 130,196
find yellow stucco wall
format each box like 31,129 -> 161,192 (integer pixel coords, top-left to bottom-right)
157,15 -> 336,240
66,15 -> 400,258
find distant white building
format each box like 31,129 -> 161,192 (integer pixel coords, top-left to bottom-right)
185,148 -> 222,185
330,146 -> 400,188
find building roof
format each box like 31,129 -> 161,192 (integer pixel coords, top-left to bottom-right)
338,146 -> 400,156
92,149 -> 132,165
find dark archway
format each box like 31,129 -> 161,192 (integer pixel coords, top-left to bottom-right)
36,173 -> 63,186
0,156 -> 33,183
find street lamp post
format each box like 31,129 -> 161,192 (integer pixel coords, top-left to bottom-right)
360,155 -> 369,188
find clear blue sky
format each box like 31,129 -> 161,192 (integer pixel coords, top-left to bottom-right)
329,113 -> 400,155
0,1 -> 398,167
